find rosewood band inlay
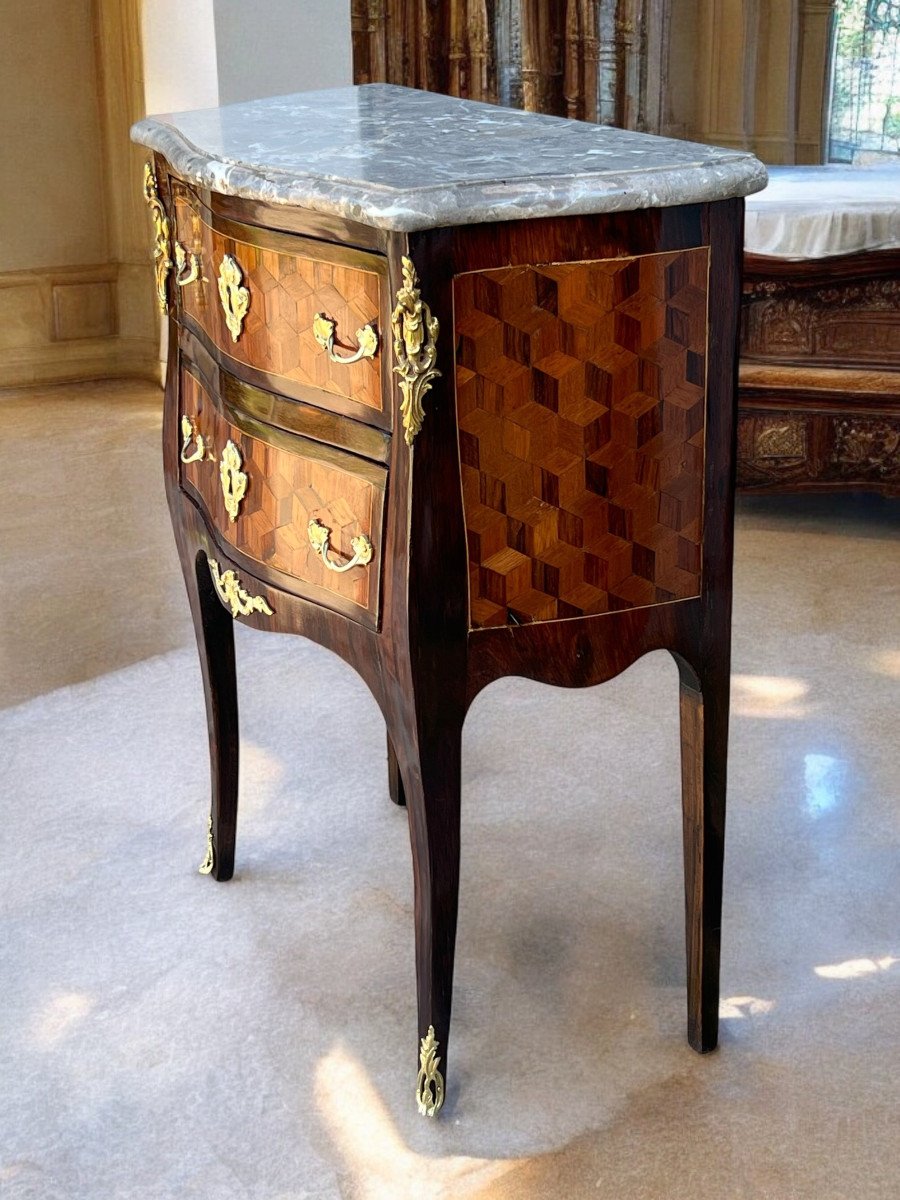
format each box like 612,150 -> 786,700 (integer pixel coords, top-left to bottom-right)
454,248 -> 709,628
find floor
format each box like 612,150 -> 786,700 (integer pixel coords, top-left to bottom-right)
1,379 -> 898,1199
0,380 -> 190,710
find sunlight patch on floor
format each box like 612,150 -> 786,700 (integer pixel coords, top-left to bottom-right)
867,648 -> 900,679
719,996 -> 776,1019
732,674 -> 811,718
31,991 -> 95,1049
314,1042 -> 523,1200
815,956 -> 897,980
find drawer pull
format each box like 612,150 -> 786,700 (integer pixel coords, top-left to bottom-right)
219,440 -> 247,522
174,241 -> 201,287
142,163 -> 172,314
312,313 -> 379,364
218,254 -> 250,342
307,518 -> 373,573
208,558 -> 273,618
180,414 -> 211,463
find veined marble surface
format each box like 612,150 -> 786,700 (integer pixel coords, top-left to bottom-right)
132,84 -> 766,232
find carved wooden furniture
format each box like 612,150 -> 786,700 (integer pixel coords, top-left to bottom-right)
738,166 -> 900,494
133,84 -> 764,1117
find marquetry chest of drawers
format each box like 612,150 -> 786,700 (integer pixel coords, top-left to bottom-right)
133,84 -> 765,1119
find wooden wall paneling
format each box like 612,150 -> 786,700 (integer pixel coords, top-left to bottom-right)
351,0 -> 666,130
520,0 -> 566,114
351,0 -> 373,84
0,0 -> 157,386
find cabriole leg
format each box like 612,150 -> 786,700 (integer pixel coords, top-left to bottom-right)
393,716 -> 463,1116
386,732 -> 406,807
178,546 -> 239,881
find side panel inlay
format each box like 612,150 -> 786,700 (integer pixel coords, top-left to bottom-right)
454,248 -> 709,628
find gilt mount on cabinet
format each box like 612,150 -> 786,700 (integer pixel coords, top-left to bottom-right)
132,83 -> 764,1118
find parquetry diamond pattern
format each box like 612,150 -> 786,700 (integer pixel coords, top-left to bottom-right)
454,248 -> 709,628
174,194 -> 383,411
180,371 -> 384,619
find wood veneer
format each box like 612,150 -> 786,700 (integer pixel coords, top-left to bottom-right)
455,249 -> 708,627
179,366 -> 385,624
172,189 -> 387,416
156,155 -> 744,1115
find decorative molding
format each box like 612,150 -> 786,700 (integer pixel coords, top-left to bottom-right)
0,265 -> 158,387
207,558 -> 274,619
51,280 -> 116,342
742,278 -> 900,368
1,0 -> 157,387
415,1026 -> 445,1118
737,408 -> 900,494
391,256 -> 440,446
831,418 -> 900,480
755,420 -> 807,459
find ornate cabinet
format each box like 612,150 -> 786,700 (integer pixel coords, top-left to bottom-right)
738,249 -> 900,495
133,84 -> 764,1117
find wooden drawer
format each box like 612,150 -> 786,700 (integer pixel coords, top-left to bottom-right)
178,364 -> 386,627
170,183 -> 388,425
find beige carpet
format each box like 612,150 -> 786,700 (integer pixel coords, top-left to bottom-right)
2,487 -> 899,1199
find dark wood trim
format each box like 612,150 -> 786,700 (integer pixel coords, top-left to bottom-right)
744,246 -> 900,286
169,170 -> 390,254
178,311 -> 394,433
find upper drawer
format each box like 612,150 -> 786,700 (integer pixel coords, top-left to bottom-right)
170,182 -> 389,425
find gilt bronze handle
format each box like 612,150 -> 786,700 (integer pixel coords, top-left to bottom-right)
174,241 -> 201,287
180,414 -> 212,464
312,313 -> 379,364
307,518 -> 373,573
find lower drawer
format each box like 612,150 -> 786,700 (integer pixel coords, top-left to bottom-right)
178,365 -> 386,626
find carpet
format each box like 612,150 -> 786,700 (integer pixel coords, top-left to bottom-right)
2,504 -> 899,1198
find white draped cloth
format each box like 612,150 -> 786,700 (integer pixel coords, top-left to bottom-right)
743,164 -> 900,259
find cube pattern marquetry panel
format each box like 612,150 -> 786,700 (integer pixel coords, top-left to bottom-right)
454,248 -> 709,628
173,194 -> 384,411
180,371 -> 385,620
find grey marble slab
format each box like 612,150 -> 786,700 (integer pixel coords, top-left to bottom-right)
132,84 -> 767,232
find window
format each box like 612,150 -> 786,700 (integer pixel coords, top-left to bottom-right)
828,0 -> 900,162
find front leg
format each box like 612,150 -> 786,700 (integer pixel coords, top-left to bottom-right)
391,713 -> 463,1117
178,543 -> 239,882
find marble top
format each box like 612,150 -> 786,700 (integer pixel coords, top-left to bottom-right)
132,84 -> 766,233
